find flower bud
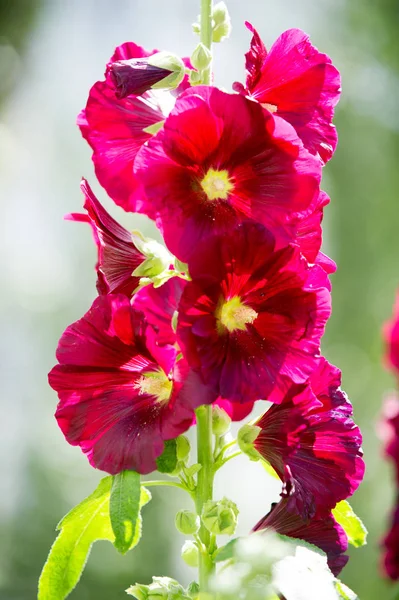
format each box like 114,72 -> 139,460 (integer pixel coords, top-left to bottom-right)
187,581 -> 200,597
190,43 -> 212,72
212,2 -> 232,43
188,70 -> 203,86
202,497 -> 239,536
181,540 -> 199,568
127,576 -> 189,599
132,233 -> 173,280
108,52 -> 185,98
176,435 -> 190,462
212,405 -> 231,436
237,424 -> 261,461
175,510 -> 200,535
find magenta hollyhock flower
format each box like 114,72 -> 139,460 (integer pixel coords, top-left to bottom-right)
134,85 -> 321,262
253,358 -> 364,518
48,294 -> 197,475
78,42 -> 186,214
66,179 -> 145,297
133,278 -> 255,420
177,221 -> 331,404
254,497 -> 348,576
234,23 -> 341,164
384,291 -> 399,375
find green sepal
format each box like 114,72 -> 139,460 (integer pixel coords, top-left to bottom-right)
143,120 -> 165,135
332,500 -> 367,548
156,439 -> 179,473
261,458 -> 280,480
213,537 -> 239,562
110,470 -> 141,554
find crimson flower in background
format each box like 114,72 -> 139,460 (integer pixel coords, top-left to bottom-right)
66,179 -> 145,297
78,42 -> 188,214
177,221 -> 331,404
48,295 -> 196,475
253,358 -> 364,518
254,497 -> 348,576
234,23 -> 341,164
380,395 -> 399,579
134,85 -> 321,262
384,291 -> 399,375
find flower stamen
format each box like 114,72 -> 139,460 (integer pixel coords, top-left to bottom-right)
200,168 -> 234,201
215,295 -> 258,334
134,369 -> 173,403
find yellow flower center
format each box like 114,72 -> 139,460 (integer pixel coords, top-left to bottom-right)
215,296 -> 258,334
200,168 -> 234,201
134,369 -> 173,404
261,102 -> 278,113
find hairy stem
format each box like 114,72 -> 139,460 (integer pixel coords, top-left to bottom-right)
200,0 -> 213,84
195,404 -> 215,590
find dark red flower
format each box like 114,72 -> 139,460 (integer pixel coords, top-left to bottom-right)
48,294 -> 196,475
134,85 -> 321,262
380,395 -> 399,579
383,501 -> 399,580
253,358 -> 364,518
66,179 -> 145,297
177,221 -> 331,404
384,291 -> 399,375
254,497 -> 348,576
78,42 -> 182,214
234,23 -> 341,163
133,278 -> 254,420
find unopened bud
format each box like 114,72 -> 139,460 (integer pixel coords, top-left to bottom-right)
175,510 -> 200,535
212,2 -> 232,43
187,581 -> 200,597
237,424 -> 261,461
181,540 -> 199,568
202,497 -> 239,536
108,52 -> 185,99
176,435 -> 190,462
212,405 -> 231,436
191,43 -> 212,71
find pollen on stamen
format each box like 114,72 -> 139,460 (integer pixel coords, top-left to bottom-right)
134,371 -> 173,403
200,167 -> 234,201
215,296 -> 258,334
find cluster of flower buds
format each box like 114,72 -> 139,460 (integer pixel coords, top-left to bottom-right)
380,292 -> 399,579
48,12 -> 364,582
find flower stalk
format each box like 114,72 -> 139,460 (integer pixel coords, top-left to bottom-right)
195,404 -> 215,590
200,0 -> 213,83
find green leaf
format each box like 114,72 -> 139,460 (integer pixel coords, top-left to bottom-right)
335,580 -> 359,600
38,477 -> 151,600
156,439 -> 178,473
110,470 -> 141,554
214,538 -> 239,562
332,501 -> 367,548
38,476 -> 113,600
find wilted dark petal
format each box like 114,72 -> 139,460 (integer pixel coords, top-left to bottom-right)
254,497 -> 348,576
255,358 -> 364,517
66,179 -> 145,296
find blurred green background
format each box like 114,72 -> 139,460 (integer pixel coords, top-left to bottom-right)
1,0 -> 398,598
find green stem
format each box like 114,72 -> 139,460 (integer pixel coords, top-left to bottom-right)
195,404 -> 215,591
200,0 -> 213,84
217,450 -> 242,469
